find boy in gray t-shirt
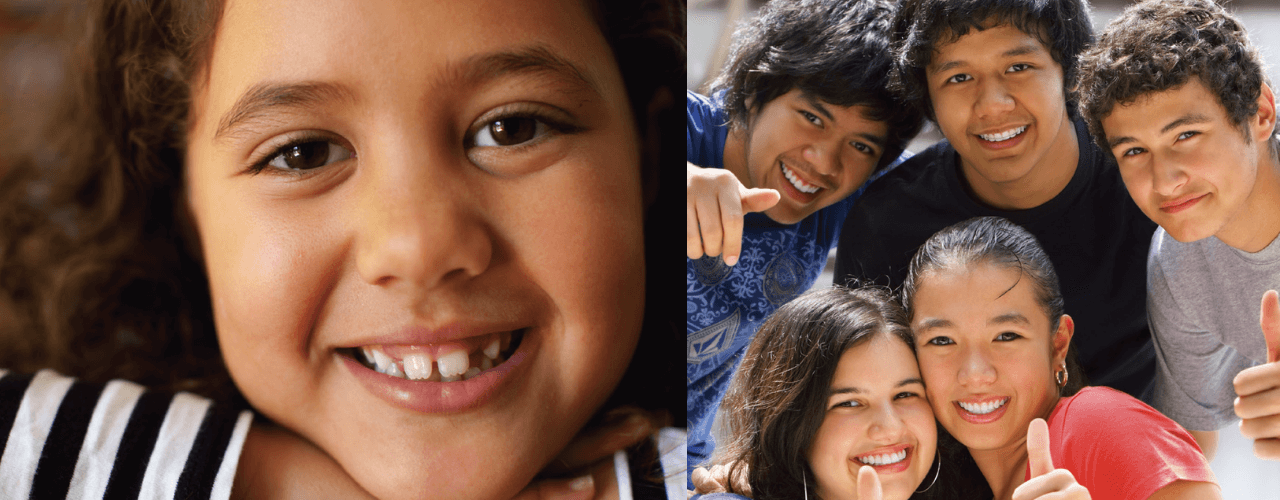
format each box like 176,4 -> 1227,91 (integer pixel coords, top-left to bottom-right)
1075,0 -> 1280,461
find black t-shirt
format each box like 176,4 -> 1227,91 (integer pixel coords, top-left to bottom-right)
834,118 -> 1157,400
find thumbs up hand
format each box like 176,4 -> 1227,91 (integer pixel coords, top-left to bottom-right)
1234,290 -> 1280,460
1012,419 -> 1091,500
856,466 -> 882,500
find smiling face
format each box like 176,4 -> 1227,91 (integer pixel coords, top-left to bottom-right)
808,333 -> 937,500
731,89 -> 889,224
925,24 -> 1079,209
908,263 -> 1070,454
1102,78 -> 1280,248
183,0 -> 646,499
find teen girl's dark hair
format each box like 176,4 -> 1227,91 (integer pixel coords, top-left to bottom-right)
1075,0 -> 1280,159
901,216 -> 1087,397
709,0 -> 923,172
712,286 -> 963,500
890,0 -> 1094,121
0,0 -> 685,426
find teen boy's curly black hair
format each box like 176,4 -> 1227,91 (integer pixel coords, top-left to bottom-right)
1075,0 -> 1279,159
709,0 -> 922,172
891,0 -> 1094,121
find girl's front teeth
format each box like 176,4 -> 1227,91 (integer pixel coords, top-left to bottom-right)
958,397 -> 1009,415
357,333 -> 515,382
858,449 -> 907,466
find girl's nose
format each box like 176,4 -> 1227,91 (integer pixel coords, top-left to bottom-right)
354,141 -> 493,293
957,346 -> 998,388
867,403 -> 907,444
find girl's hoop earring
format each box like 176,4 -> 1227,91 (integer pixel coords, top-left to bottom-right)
1056,364 -> 1068,388
915,452 -> 942,493
803,472 -> 809,500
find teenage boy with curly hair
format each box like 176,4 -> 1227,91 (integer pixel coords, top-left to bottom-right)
685,0 -> 922,481
1077,0 -> 1280,462
833,0 -> 1159,401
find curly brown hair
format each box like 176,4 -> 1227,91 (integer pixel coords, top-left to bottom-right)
1075,0 -> 1278,157
0,0 -> 685,421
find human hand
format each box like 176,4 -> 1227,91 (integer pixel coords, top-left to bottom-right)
1012,418 -> 1090,500
686,162 -> 779,265
690,463 -> 751,496
1234,289 -> 1280,461
513,408 -> 657,499
857,465 -> 882,500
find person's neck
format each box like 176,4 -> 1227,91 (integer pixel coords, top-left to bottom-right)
971,442 -> 1029,500
961,118 -> 1080,211
722,127 -> 752,188
1217,147 -> 1280,253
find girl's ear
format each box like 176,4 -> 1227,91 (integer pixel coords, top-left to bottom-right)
640,86 -> 673,210
1253,82 -> 1276,145
1051,314 -> 1074,366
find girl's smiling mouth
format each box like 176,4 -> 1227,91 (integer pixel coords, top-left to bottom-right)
339,329 -> 524,381
337,327 -> 537,414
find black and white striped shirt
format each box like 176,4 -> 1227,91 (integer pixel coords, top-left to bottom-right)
0,369 -> 252,499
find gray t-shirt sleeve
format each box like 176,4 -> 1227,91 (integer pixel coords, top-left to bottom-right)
1148,237 -> 1257,431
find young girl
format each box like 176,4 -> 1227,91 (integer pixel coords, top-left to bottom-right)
901,216 -> 1219,500
698,286 -> 945,500
0,0 -> 684,499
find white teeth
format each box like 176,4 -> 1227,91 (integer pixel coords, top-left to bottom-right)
463,367 -> 482,380
857,449 -> 907,466
437,349 -> 469,378
369,348 -> 405,378
979,125 -> 1027,142
484,338 -> 500,360
781,163 -> 820,194
480,357 -> 493,370
402,352 -> 433,380
958,398 -> 1009,415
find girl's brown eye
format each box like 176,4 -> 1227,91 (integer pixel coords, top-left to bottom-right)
267,140 -> 352,171
477,117 -> 543,147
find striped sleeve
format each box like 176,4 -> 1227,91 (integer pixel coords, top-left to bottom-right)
0,369 -> 253,500
614,427 -> 688,500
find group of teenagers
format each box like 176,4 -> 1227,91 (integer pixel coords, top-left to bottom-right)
685,0 -> 1280,499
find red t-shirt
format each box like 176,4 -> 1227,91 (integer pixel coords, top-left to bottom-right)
1023,386 -> 1216,500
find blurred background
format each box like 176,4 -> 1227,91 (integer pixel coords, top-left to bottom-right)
689,0 -> 1280,497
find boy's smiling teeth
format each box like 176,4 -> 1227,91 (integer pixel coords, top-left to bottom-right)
350,330 -> 522,382
958,397 -> 1009,415
781,162 -> 820,194
978,125 -> 1027,142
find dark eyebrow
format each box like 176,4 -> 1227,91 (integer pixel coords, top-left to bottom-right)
930,42 -> 1044,76
444,44 -> 600,102
989,312 -> 1031,327
1107,112 -> 1214,149
829,378 -> 926,396
915,318 -> 953,335
215,82 -> 356,143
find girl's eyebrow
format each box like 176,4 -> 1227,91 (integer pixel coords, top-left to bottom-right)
214,45 -> 600,145
215,82 -> 355,144
829,378 -> 926,396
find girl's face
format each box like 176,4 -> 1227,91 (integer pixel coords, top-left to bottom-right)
809,334 -> 937,500
184,1 -> 646,499
908,264 -> 1070,454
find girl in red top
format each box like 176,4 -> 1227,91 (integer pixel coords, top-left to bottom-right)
901,217 -> 1219,500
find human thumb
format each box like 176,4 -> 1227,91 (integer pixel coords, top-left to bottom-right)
856,465 -> 882,500
1027,418 -> 1054,478
1262,290 -> 1280,363
739,187 -> 780,214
